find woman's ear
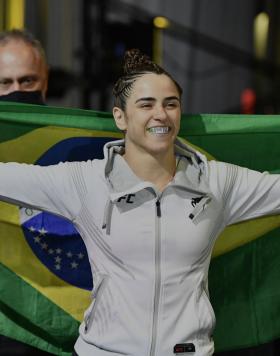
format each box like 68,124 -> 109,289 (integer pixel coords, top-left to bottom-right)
113,107 -> 127,131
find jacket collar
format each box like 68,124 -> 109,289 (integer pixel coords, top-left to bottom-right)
103,138 -> 209,200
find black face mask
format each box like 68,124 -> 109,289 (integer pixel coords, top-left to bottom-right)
0,90 -> 45,105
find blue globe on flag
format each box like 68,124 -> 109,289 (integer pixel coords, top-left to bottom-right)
20,136 -> 116,290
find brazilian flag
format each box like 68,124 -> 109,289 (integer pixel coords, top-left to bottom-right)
0,102 -> 280,355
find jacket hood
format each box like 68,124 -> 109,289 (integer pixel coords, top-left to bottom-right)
101,138 -> 210,234
102,138 -> 208,194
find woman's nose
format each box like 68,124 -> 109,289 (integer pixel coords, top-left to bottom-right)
153,106 -> 167,120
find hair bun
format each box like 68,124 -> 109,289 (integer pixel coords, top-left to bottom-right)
113,48 -> 182,110
123,48 -> 154,74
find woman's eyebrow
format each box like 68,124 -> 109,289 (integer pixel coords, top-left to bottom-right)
164,96 -> 180,102
135,97 -> 155,104
135,96 -> 180,104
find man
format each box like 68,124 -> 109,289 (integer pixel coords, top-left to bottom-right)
0,29 -> 50,356
0,28 -> 48,105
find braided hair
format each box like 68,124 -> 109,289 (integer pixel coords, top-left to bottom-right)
113,49 -> 182,110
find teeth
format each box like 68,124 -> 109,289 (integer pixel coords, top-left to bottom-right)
148,127 -> 169,134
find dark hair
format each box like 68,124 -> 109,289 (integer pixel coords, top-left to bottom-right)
113,49 -> 182,110
0,28 -> 47,65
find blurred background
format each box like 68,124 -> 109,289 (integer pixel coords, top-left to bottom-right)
0,0 -> 279,114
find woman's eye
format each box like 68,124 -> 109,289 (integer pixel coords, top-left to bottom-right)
141,103 -> 152,108
166,102 -> 177,108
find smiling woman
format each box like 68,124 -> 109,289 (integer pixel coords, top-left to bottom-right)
112,49 -> 182,190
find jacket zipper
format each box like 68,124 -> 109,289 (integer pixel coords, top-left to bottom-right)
84,276 -> 108,333
149,198 -> 162,356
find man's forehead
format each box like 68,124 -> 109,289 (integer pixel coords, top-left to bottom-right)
0,40 -> 42,63
0,42 -> 45,73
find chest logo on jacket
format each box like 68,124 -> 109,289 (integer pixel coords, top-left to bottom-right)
117,194 -> 136,204
191,196 -> 203,207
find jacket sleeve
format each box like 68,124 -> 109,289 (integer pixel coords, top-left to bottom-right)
0,161 -> 87,221
208,160 -> 280,226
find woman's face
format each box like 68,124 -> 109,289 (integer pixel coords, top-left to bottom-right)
113,73 -> 181,157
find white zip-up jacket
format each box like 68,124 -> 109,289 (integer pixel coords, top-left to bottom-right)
1,139 -> 280,356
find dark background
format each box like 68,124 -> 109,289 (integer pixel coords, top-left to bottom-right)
2,0 -> 278,114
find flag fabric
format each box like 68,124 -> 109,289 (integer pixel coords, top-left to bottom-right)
0,102 -> 280,355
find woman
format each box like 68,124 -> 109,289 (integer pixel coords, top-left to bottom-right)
1,49 -> 280,356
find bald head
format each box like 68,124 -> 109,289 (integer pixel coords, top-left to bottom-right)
0,33 -> 48,101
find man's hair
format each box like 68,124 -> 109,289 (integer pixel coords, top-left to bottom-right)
113,48 -> 182,110
0,28 -> 47,64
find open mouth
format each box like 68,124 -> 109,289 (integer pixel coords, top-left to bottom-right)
147,126 -> 170,134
